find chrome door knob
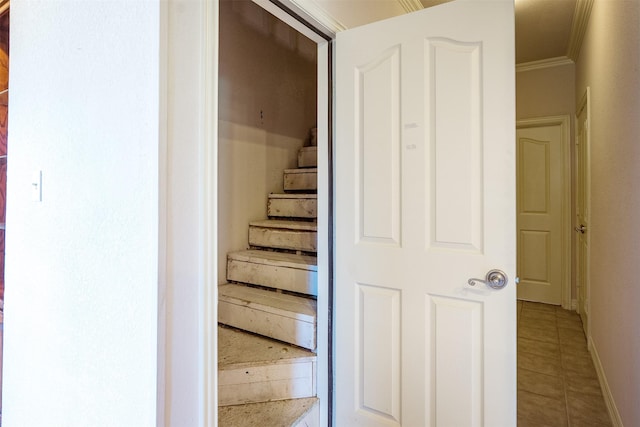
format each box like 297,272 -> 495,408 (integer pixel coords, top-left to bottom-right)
575,225 -> 586,234
468,269 -> 508,290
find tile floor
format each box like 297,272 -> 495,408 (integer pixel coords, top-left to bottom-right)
517,300 -> 612,426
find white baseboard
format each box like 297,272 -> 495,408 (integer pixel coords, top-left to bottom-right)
588,338 -> 624,426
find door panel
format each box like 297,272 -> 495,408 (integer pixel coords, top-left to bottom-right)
335,1 -> 516,425
430,39 -> 483,250
430,295 -> 483,426
358,284 -> 401,420
358,46 -> 401,245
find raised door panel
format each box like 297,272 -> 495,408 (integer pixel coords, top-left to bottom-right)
357,284 -> 401,424
518,230 -> 550,284
519,138 -> 550,214
429,295 -> 483,426
428,39 -> 483,252
357,47 -> 401,246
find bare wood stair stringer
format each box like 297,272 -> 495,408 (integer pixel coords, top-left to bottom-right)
218,144 -> 319,426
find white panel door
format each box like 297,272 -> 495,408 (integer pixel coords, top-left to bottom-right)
516,124 -> 565,305
334,1 -> 516,426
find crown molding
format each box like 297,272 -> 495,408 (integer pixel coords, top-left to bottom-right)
567,0 -> 594,61
287,0 -> 348,33
397,0 -> 424,13
516,56 -> 574,73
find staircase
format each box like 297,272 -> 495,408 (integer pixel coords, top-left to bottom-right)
218,144 -> 319,427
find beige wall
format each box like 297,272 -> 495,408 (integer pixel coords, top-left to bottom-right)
218,0 -> 317,284
516,63 -> 576,300
516,63 -> 576,120
575,1 -> 640,425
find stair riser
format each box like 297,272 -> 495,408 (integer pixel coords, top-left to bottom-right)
219,300 -> 316,350
298,149 -> 317,168
219,361 -> 316,406
249,227 -> 317,252
227,259 -> 318,296
284,171 -> 317,191
268,198 -> 317,219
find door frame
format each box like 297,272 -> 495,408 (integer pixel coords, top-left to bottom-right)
208,1 -> 334,425
575,88 -> 591,335
516,115 -> 572,309
164,1 -> 525,424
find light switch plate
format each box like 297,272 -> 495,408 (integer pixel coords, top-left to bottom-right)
31,170 -> 42,202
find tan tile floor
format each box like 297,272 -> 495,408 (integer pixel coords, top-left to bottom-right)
517,301 -> 612,427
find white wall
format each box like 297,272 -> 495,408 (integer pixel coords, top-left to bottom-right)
575,1 -> 640,425
3,1 -> 160,425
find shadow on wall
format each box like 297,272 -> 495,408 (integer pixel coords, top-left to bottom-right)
218,0 -> 317,140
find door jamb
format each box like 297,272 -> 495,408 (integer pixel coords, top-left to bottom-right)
575,88 -> 591,334
216,2 -> 335,425
516,115 -> 572,309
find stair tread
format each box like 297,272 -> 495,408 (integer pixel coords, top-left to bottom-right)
269,193 -> 317,199
218,397 -> 318,427
228,250 -> 317,271
218,326 -> 315,369
250,219 -> 317,231
284,168 -> 317,174
219,283 -> 316,322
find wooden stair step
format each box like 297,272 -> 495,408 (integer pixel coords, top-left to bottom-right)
268,193 -> 317,219
297,146 -> 317,168
218,326 -> 317,407
219,283 -> 317,350
249,220 -> 317,252
284,168 -> 317,191
227,250 -> 318,296
219,397 -> 319,426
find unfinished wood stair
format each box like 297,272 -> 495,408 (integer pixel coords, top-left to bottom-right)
219,284 -> 316,350
219,396 -> 319,427
227,250 -> 318,296
268,194 -> 317,219
219,144 -> 319,426
283,168 -> 317,192
218,326 -> 316,406
248,220 -> 317,253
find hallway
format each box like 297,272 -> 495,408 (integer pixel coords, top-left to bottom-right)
517,301 -> 612,426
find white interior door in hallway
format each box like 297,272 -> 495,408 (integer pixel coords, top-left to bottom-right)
516,117 -> 571,307
334,0 -> 516,425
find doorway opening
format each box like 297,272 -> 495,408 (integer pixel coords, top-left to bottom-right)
216,1 -> 331,424
516,116 -> 571,308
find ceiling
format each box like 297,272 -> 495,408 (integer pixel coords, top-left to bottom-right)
514,0 -> 577,63
302,0 -> 590,65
